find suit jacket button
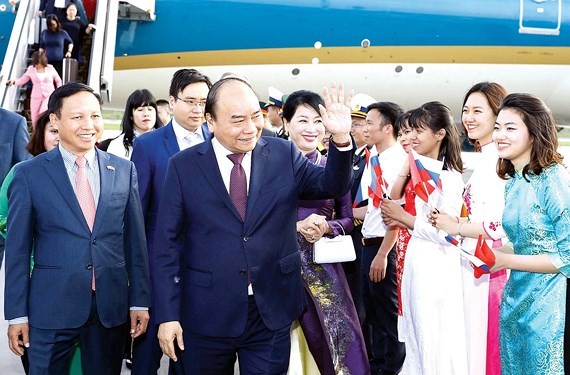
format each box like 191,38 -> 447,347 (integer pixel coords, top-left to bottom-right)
243,236 -> 249,242
239,269 -> 246,275
91,239 -> 96,245
86,264 -> 93,270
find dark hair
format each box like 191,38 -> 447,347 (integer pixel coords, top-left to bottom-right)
461,82 -> 508,149
282,90 -> 324,123
31,51 -> 48,66
48,82 -> 102,117
409,101 -> 464,172
394,110 -> 413,135
496,93 -> 563,180
169,69 -> 212,98
26,111 -> 53,156
205,76 -> 254,120
119,89 -> 162,157
46,14 -> 61,32
156,99 -> 170,107
367,102 -> 404,139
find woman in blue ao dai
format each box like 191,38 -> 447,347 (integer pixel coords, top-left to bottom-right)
492,93 -> 570,374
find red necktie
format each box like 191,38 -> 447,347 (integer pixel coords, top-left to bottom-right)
75,156 -> 96,289
227,153 -> 247,221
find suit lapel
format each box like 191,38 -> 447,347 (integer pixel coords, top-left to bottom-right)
164,123 -> 180,157
92,149 -> 114,234
201,123 -> 212,141
245,138 -> 268,226
43,148 -> 91,233
196,141 -> 243,222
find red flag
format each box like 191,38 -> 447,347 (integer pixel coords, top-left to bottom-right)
408,150 -> 443,203
473,234 -> 496,279
369,155 -> 389,208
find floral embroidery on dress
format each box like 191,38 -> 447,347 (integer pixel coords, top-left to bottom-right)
488,221 -> 501,232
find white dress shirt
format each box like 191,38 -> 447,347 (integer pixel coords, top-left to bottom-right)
172,118 -> 206,150
361,143 -> 407,238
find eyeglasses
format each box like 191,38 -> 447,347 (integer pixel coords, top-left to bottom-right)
175,96 -> 206,108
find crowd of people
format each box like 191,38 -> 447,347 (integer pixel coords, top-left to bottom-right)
0,60 -> 569,375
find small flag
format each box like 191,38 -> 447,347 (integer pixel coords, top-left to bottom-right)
473,234 -> 496,279
409,150 -> 443,203
368,155 -> 389,208
439,230 -> 488,270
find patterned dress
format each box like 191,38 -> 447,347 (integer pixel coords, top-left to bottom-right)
396,179 -> 416,316
296,150 -> 369,375
500,164 -> 570,374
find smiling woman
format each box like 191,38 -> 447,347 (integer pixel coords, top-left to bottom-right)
492,93 -> 570,375
282,89 -> 369,374
106,89 -> 162,159
430,82 -> 509,375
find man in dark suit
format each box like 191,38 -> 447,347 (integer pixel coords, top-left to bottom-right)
0,108 -> 31,270
130,68 -> 212,374
347,105 -> 372,324
152,77 -> 354,374
4,82 -> 151,374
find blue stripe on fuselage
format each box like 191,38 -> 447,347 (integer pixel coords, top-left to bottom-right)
116,0 -> 570,57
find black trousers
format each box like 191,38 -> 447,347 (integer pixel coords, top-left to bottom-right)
361,241 -> 405,374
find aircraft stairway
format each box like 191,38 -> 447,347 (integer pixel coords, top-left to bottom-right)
0,0 -> 40,118
87,0 -> 118,104
0,0 -> 122,120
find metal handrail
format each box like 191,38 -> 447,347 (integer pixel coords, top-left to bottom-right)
0,0 -> 39,110
87,0 -> 118,103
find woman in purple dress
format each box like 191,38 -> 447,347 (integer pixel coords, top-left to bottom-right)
283,90 -> 369,375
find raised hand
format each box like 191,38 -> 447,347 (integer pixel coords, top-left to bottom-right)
319,82 -> 354,143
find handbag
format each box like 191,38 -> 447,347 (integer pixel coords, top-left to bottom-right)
313,224 -> 356,264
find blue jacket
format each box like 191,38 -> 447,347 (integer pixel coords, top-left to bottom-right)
152,137 -> 354,336
4,147 -> 150,329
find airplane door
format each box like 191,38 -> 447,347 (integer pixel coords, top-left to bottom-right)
519,0 -> 561,35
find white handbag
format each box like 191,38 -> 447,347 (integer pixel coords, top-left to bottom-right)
313,225 -> 356,264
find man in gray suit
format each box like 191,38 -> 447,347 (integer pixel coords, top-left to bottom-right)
0,108 -> 31,269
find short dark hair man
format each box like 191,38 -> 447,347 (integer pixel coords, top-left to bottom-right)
156,99 -> 171,126
153,78 -> 355,373
130,68 -> 212,373
360,101 -> 407,374
5,82 -> 150,373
